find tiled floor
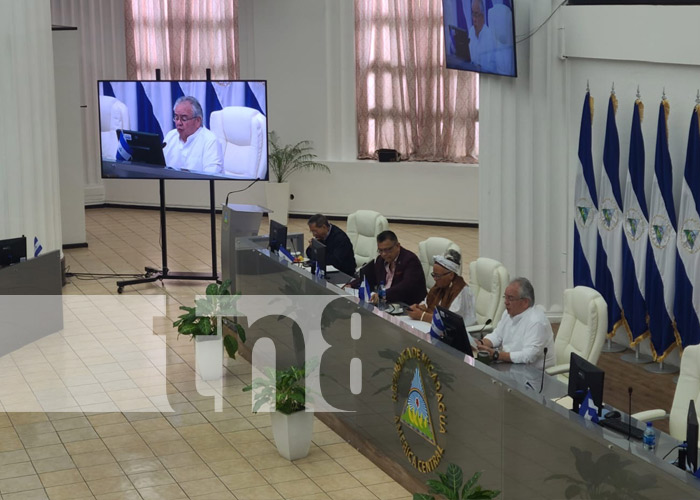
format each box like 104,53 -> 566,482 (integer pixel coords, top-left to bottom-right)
0,208 -> 478,500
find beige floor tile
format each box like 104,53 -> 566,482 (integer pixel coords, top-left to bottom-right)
20,432 -> 62,449
118,457 -> 164,475
246,453 -> 292,471
212,418 -> 255,433
367,482 -> 412,500
195,445 -> 240,463
233,484 -> 284,500
272,478 -> 324,498
350,468 -> 394,486
311,431 -> 345,447
178,477 -> 228,497
231,440 -> 277,458
221,429 -> 267,445
128,470 -> 174,489
87,414 -> 128,427
0,449 -> 30,466
64,439 -> 107,456
148,439 -> 193,457
0,475 -> 44,494
288,494 -> 331,500
26,444 -> 68,462
94,490 -> 141,500
208,457 -> 255,477
39,468 -> 84,487
333,454 -> 376,472
296,460 -> 346,478
158,451 -> 204,469
45,481 -> 93,499
0,461 -> 37,480
72,450 -> 116,468
140,428 -> 182,444
137,483 -> 187,500
189,491 -> 237,500
102,434 -> 147,451
3,488 -> 50,500
185,434 -> 228,452
87,475 -> 134,496
31,456 -> 76,474
168,463 -> 215,482
313,472 -> 363,492
57,427 -> 99,443
328,486 -> 379,500
51,416 -> 91,432
258,465 -> 306,484
109,444 -> 154,462
79,463 -> 125,481
94,423 -> 137,438
289,446 -> 330,465
130,418 -> 172,433
320,443 -> 360,459
218,470 -> 267,491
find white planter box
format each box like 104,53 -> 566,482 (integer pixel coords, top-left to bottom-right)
271,410 -> 314,460
195,334 -> 223,381
265,182 -> 290,226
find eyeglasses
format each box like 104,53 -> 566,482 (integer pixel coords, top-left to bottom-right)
173,115 -> 197,123
377,243 -> 397,255
503,294 -> 522,302
431,271 -> 452,279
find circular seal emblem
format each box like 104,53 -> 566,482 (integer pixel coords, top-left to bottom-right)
623,208 -> 647,242
598,198 -> 621,231
391,347 -> 445,473
679,217 -> 700,254
649,214 -> 672,249
575,198 -> 596,230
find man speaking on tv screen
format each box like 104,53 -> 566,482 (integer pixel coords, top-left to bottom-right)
164,96 -> 223,174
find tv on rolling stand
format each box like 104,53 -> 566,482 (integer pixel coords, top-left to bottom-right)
98,80 -> 269,181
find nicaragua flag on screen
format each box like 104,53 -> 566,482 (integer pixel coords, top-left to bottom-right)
358,275 -> 371,302
429,309 -> 445,339
574,92 -> 598,289
646,100 -> 678,360
595,95 -> 624,336
578,389 -> 599,423
621,100 -> 649,344
674,106 -> 700,348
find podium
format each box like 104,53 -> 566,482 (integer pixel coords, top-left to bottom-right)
221,203 -> 268,291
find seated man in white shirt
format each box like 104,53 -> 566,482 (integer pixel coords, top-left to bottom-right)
477,277 -> 556,367
164,96 -> 223,175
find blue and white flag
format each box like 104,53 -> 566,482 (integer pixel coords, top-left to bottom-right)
116,131 -> 132,161
595,95 -> 624,336
574,92 -> 598,288
429,309 -> 445,339
578,389 -> 599,423
621,100 -> 650,344
646,100 -> 678,360
278,246 -> 295,263
358,275 -> 371,302
33,237 -> 42,257
675,106 -> 700,348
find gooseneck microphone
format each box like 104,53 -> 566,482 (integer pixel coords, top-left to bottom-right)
628,386 -> 633,440
474,319 -> 493,340
539,347 -> 548,394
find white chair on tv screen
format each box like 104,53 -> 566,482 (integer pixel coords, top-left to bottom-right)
100,95 -> 130,160
210,106 -> 267,179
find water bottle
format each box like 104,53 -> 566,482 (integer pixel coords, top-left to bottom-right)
643,422 -> 656,451
378,281 -> 387,309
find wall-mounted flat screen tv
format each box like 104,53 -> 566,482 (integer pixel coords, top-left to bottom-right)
442,0 -> 517,78
98,80 -> 269,181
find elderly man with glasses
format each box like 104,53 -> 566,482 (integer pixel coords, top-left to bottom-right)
360,230 -> 426,306
476,277 -> 556,366
163,96 -> 223,174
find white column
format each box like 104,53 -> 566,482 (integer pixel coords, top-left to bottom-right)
0,0 -> 63,253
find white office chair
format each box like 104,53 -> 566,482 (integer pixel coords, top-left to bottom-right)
466,257 -> 509,334
418,237 -> 461,289
545,286 -> 608,381
632,345 -> 700,443
99,95 -> 130,160
210,106 -> 267,179
346,210 -> 389,268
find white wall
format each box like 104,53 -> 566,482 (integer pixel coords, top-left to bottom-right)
103,0 -> 479,223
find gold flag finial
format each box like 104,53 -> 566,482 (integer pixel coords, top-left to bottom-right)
611,83 -> 618,114
636,86 -> 644,122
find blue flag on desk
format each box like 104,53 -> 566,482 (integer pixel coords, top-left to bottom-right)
579,389 -> 599,423
429,309 -> 445,339
358,276 -> 371,302
278,246 -> 295,263
33,237 -> 42,257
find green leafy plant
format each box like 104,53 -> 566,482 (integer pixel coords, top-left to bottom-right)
268,131 -> 330,183
243,364 -> 309,415
414,464 -> 500,500
173,280 -> 246,358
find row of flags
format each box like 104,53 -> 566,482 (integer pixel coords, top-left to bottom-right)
574,91 -> 700,361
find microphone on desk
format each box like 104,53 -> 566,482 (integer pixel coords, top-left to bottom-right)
628,386 -> 633,441
474,319 -> 492,340
539,347 -> 548,394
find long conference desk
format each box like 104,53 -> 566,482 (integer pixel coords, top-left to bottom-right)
227,236 -> 700,498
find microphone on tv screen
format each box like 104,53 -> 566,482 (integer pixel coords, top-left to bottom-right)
539,347 -> 548,394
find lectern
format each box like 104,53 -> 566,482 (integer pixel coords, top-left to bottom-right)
221,203 -> 268,291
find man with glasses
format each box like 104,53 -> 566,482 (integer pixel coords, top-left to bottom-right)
163,96 -> 223,174
305,214 -> 356,276
477,277 -> 555,366
361,230 -> 426,305
468,0 -> 497,71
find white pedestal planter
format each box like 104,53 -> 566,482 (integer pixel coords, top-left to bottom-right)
271,410 -> 314,460
265,182 -> 290,225
195,334 -> 223,381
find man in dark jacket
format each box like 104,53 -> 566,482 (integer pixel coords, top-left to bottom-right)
362,230 -> 426,305
305,214 -> 356,276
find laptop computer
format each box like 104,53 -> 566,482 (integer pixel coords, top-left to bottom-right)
449,25 -> 471,62
436,306 -> 477,356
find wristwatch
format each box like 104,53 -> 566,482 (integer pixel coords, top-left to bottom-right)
492,350 -> 500,361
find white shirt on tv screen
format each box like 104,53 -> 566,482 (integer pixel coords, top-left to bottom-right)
163,126 -> 223,174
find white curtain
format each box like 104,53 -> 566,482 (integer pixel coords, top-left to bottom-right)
0,0 -> 63,252
51,0 -> 128,202
478,0 -> 568,313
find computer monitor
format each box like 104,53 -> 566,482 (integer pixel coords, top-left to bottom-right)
269,220 -> 288,254
687,400 -> 698,473
309,238 -> 326,276
117,129 -> 166,166
435,306 -> 477,357
568,352 -> 605,416
0,235 -> 27,268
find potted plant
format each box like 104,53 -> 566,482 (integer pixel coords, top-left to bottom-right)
414,463 -> 500,500
173,280 -> 246,381
243,363 -> 314,460
265,131 -> 330,225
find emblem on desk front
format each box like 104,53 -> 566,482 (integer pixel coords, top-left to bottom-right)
392,347 -> 445,473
